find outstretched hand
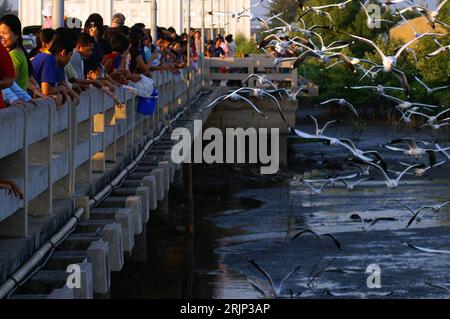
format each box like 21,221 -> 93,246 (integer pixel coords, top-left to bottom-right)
0,180 -> 24,200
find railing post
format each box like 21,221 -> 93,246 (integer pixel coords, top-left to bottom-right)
28,99 -> 53,217
204,58 -> 211,87
0,105 -> 29,237
249,57 -> 255,88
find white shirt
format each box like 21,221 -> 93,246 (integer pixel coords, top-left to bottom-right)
70,50 -> 84,79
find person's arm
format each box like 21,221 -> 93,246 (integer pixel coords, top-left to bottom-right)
135,55 -> 151,73
58,81 -> 80,105
0,77 -> 14,90
0,180 -> 24,200
42,82 -> 67,96
146,51 -> 158,67
2,88 -> 19,105
76,78 -> 103,89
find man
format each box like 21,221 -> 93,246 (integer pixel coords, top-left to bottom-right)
225,34 -> 236,58
67,33 -> 103,89
42,3 -> 53,29
111,13 -> 126,28
194,31 -> 202,57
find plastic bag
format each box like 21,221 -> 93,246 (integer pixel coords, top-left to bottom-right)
130,75 -> 155,98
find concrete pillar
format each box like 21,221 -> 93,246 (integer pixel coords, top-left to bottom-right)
98,197 -> 143,235
52,0 -> 65,29
201,0 -> 205,83
142,176 -> 158,211
150,0 -> 157,44
74,262 -> 94,299
48,287 -> 74,299
126,196 -> 143,235
91,208 -> 135,254
151,168 -> 165,201
112,187 -> 150,224
158,161 -> 171,192
102,224 -> 124,272
86,240 -> 110,295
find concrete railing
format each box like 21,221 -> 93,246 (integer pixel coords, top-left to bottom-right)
0,69 -> 201,238
204,56 -> 305,90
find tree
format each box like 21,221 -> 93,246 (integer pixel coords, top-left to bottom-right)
268,0 -> 299,25
0,0 -> 13,17
265,0 -> 448,107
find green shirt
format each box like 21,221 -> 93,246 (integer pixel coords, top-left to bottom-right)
9,48 -> 29,91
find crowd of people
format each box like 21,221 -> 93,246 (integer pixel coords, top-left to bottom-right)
0,10 -> 238,199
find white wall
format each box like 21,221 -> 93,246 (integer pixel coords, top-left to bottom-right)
19,0 -> 269,39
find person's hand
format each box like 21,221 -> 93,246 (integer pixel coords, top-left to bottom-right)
60,92 -> 69,109
0,180 -> 24,200
80,83 -> 91,91
115,102 -> 125,110
71,83 -> 82,94
33,89 -> 46,99
130,74 -> 142,82
92,80 -> 103,89
11,99 -> 26,107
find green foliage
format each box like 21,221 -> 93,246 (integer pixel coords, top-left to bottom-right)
235,33 -> 260,56
268,0 -> 299,25
268,0 -> 449,107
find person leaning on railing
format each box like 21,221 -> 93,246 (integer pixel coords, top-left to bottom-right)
0,14 -> 48,102
0,37 -> 15,109
0,39 -> 24,200
103,33 -> 140,85
31,33 -> 78,108
66,33 -> 125,109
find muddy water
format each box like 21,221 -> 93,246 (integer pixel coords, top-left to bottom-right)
110,121 -> 450,299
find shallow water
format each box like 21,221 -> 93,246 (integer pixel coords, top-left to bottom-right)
110,121 -> 450,299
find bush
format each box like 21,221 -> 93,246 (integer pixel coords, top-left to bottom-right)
235,33 -> 260,57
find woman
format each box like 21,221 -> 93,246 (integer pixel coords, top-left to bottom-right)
83,16 -> 106,78
0,14 -> 44,99
129,29 -> 152,77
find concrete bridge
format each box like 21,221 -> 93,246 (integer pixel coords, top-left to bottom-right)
0,56 -> 316,298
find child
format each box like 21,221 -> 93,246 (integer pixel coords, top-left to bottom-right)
86,66 -> 126,109
103,33 -> 141,84
31,33 -> 79,107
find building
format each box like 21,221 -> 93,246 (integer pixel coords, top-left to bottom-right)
390,15 -> 446,43
18,0 -> 270,38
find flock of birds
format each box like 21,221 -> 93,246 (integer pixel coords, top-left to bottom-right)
205,0 -> 450,298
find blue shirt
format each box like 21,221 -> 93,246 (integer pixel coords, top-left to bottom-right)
56,65 -> 66,83
31,53 -> 57,87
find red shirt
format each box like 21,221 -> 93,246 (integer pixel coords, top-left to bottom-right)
0,44 -> 16,109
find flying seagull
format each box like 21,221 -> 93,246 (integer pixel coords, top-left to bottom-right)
291,228 -> 343,251
414,75 -> 449,94
247,258 -> 302,298
317,99 -> 359,116
402,241 -> 450,255
308,115 -> 340,135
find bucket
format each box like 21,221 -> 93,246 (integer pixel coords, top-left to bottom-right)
136,88 -> 159,115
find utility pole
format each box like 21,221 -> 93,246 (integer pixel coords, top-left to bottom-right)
201,0 -> 205,83
52,0 -> 65,29
150,0 -> 158,45
210,0 -> 214,40
187,0 -> 191,66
